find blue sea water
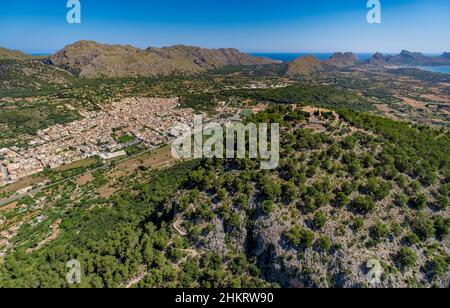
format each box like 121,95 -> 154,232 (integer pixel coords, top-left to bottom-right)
252,53 -> 450,75
251,52 -> 374,63
27,52 -> 450,75
415,66 -> 450,74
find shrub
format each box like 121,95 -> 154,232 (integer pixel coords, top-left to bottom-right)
341,136 -> 356,150
227,212 -> 242,230
393,193 -> 408,208
312,211 -> 327,230
301,195 -> 317,213
353,217 -> 364,232
341,181 -> 358,194
318,236 -> 332,252
403,233 -> 420,246
425,256 -> 449,279
217,189 -> 227,201
365,178 -> 392,201
236,194 -> 249,210
370,222 -> 389,242
282,181 -> 298,204
434,194 -> 448,210
439,183 -> 450,197
261,200 -> 275,214
407,181 -> 422,195
351,196 -> 376,214
433,217 -> 450,241
285,226 -> 315,249
334,192 -> 349,208
261,180 -> 281,201
410,215 -> 436,241
408,194 -> 428,210
396,247 -> 418,270
391,222 -> 403,237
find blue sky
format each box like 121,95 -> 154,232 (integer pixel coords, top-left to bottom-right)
0,0 -> 449,54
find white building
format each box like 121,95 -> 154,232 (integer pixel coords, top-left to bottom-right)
0,164 -> 9,181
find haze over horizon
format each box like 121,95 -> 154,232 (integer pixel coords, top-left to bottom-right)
0,0 -> 449,54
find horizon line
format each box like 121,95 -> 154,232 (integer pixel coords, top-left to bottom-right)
1,43 -> 446,56
15,49 -> 450,57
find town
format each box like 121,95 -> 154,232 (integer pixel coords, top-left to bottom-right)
0,97 -> 197,186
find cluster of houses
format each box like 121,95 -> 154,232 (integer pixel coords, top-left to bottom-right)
0,97 -> 196,186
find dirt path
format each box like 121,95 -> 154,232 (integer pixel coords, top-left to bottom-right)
124,267 -> 147,288
26,219 -> 62,254
173,215 -> 187,236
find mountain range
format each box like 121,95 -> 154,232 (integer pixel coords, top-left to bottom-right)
368,50 -> 450,66
1,42 -> 449,78
285,52 -> 360,76
285,55 -> 324,76
285,50 -> 450,76
46,41 -> 278,77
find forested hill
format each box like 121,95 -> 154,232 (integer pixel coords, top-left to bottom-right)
1,105 -> 449,288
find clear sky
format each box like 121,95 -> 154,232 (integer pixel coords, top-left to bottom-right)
0,0 -> 449,54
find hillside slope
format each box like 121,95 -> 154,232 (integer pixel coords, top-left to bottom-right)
48,41 -> 277,77
324,52 -> 358,67
368,50 -> 450,66
0,47 -> 31,60
163,106 -> 450,288
1,105 -> 448,288
0,59 -> 74,96
285,56 -> 324,76
285,53 -> 358,76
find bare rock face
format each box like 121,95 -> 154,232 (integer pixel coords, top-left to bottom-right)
392,50 -> 431,65
368,52 -> 390,65
149,45 -> 276,70
285,55 -> 324,76
48,41 -> 278,77
203,217 -> 229,257
48,41 -> 194,77
324,52 -> 358,67
442,52 -> 450,60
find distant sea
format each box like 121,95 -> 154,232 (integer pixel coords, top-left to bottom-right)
413,66 -> 450,74
27,52 -> 450,75
252,53 -> 450,75
250,52 -> 374,63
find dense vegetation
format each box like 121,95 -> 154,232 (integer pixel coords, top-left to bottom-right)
224,85 -> 374,112
165,106 -> 449,287
0,161 -> 201,287
2,104 -> 448,288
0,59 -> 74,97
391,68 -> 450,83
0,100 -> 80,148
1,55 -> 449,288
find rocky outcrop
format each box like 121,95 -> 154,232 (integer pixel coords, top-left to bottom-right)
368,52 -> 389,65
285,53 -> 359,77
442,52 -> 450,60
324,52 -> 358,67
390,50 -> 433,65
368,50 -> 450,66
285,55 -> 324,76
48,41 -> 278,77
148,45 -> 276,70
